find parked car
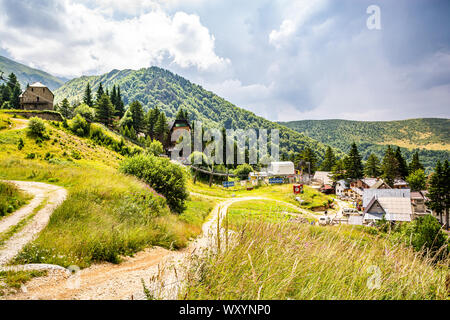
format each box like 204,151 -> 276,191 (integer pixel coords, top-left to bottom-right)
342,208 -> 360,216
318,216 -> 331,225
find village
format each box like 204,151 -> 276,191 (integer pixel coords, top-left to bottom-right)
4,81 -> 447,231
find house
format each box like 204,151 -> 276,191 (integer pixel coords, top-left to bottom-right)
313,171 -> 333,186
168,119 -> 191,137
336,179 -> 351,197
363,196 -> 412,222
268,162 -> 295,176
362,189 -> 411,211
410,191 -> 431,219
393,178 -> 409,189
167,119 -> 191,159
19,82 -> 54,111
349,178 -> 391,202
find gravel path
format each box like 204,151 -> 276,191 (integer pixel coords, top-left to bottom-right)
0,181 -> 68,267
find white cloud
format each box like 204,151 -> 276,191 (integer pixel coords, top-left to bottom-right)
0,0 -> 229,77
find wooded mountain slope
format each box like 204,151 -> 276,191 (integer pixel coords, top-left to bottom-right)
0,55 -> 66,91
54,67 -> 334,158
280,119 -> 450,170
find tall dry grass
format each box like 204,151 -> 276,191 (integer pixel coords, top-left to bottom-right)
182,221 -> 449,300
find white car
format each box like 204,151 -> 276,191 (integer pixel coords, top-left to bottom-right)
318,216 -> 331,225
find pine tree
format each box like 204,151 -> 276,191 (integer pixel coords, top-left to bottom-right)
331,159 -> 346,182
409,151 -> 424,174
146,106 -> 160,139
96,94 -> 115,125
129,100 -> 145,133
320,146 -> 336,171
83,82 -> 93,107
394,147 -> 408,179
427,161 -> 448,229
296,146 -> 318,173
110,85 -> 117,109
154,112 -> 168,144
176,107 -> 189,120
364,153 -> 381,178
6,73 -> 21,109
96,83 -> 104,103
381,145 -> 400,187
344,143 -> 363,180
115,86 -> 125,117
57,98 -> 73,119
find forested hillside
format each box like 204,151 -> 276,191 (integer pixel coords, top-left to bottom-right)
0,55 -> 66,91
280,119 -> 450,170
54,67 -> 335,158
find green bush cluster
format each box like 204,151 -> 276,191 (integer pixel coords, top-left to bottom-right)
27,117 -> 46,138
120,154 -> 189,213
70,114 -> 90,137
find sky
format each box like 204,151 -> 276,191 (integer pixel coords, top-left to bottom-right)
0,0 -> 449,121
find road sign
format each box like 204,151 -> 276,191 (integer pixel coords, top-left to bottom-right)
223,181 -> 235,188
269,178 -> 284,184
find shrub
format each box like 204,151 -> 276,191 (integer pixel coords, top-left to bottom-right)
17,138 -> 24,150
25,153 -> 36,159
73,103 -> 96,122
234,163 -> 253,180
146,139 -> 164,156
27,117 -> 46,138
70,114 -> 90,137
120,154 -> 188,213
401,215 -> 448,259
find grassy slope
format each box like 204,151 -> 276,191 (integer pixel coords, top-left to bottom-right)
0,113 -> 214,268
182,220 -> 449,299
54,67 -> 339,159
0,55 -> 66,91
0,181 -> 32,218
280,119 -> 450,170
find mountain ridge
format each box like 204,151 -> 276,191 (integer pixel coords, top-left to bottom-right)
0,55 -> 66,91
54,66 -> 337,159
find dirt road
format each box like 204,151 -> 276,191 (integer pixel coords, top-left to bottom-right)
0,181 -> 67,267
4,196 -> 277,300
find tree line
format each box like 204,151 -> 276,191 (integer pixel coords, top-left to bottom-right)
0,72 -> 21,109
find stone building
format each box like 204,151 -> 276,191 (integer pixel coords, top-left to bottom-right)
19,82 -> 54,110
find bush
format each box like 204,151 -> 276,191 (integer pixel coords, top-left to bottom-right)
120,154 -> 188,213
146,139 -> 164,156
70,114 -> 90,137
17,138 -> 24,150
234,163 -> 253,180
27,117 -> 46,138
73,103 -> 96,122
403,215 -> 448,259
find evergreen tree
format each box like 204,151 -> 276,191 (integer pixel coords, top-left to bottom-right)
115,86 -> 125,117
176,107 -> 189,120
6,73 -> 21,109
320,146 -> 336,171
409,151 -> 424,174
110,85 -> 117,109
296,146 -> 318,174
128,100 -> 145,133
1,85 -> 11,107
381,145 -> 399,187
145,106 -> 160,139
96,83 -> 104,103
331,159 -> 346,182
83,82 -> 93,107
364,153 -> 381,178
96,94 -> 115,125
344,143 -> 363,180
394,147 -> 408,179
427,160 -> 450,230
57,98 -> 73,119
154,112 -> 168,144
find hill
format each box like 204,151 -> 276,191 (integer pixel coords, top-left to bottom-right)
0,55 -> 66,91
54,67 -> 336,159
279,119 -> 450,170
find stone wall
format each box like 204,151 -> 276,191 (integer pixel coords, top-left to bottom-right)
3,111 -> 63,121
